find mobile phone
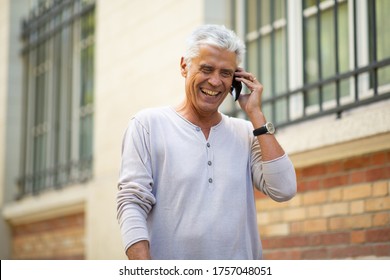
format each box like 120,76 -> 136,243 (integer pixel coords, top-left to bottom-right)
230,75 -> 242,101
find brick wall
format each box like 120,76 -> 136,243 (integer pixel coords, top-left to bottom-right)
256,149 -> 390,259
12,212 -> 85,259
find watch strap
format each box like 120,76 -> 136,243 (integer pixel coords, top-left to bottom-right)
253,125 -> 268,136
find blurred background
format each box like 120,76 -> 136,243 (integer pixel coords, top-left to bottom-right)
0,0 -> 389,259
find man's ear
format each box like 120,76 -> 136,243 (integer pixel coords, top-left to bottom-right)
180,57 -> 188,78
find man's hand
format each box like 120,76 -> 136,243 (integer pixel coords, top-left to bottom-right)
126,240 -> 151,260
234,67 -> 264,117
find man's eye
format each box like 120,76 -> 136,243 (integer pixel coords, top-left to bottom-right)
221,72 -> 232,78
201,68 -> 213,74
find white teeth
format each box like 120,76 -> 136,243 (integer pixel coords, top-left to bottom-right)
202,89 -> 219,96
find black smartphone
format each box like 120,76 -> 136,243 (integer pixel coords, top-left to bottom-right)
230,75 -> 242,101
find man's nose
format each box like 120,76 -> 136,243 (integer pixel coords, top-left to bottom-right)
208,73 -> 222,87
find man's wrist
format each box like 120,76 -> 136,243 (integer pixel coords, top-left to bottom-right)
126,240 -> 151,260
253,122 -> 276,136
247,109 -> 266,129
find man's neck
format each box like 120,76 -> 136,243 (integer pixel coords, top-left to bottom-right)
174,101 -> 222,138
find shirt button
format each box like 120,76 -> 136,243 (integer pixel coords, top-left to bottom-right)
207,143 -> 210,148
208,161 -> 212,166
208,178 -> 213,183
196,127 -> 201,132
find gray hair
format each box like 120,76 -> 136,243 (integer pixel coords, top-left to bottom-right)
183,24 -> 246,69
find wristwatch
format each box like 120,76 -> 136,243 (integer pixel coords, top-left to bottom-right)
253,122 -> 275,136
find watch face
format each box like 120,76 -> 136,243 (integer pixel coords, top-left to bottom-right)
266,122 -> 275,134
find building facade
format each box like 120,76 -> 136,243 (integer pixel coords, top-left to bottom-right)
0,0 -> 389,259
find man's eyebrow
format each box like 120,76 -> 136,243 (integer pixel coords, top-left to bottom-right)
221,69 -> 234,74
199,64 -> 214,69
199,64 -> 234,73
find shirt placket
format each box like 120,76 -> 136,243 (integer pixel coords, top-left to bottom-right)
195,126 -> 215,187
206,139 -> 214,187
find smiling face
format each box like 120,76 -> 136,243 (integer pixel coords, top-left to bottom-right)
180,45 -> 237,119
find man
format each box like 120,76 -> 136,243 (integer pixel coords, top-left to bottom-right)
117,25 -> 296,260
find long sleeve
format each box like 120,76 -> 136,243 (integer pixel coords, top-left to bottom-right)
251,139 -> 297,202
117,118 -> 156,252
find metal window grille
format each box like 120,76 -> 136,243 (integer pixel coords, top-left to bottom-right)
232,0 -> 390,127
18,0 -> 95,198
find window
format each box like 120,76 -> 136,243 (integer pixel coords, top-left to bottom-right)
303,0 -> 350,113
18,0 -> 95,197
245,0 -> 289,124
301,0 -> 390,116
369,0 -> 390,91
230,0 -> 390,127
